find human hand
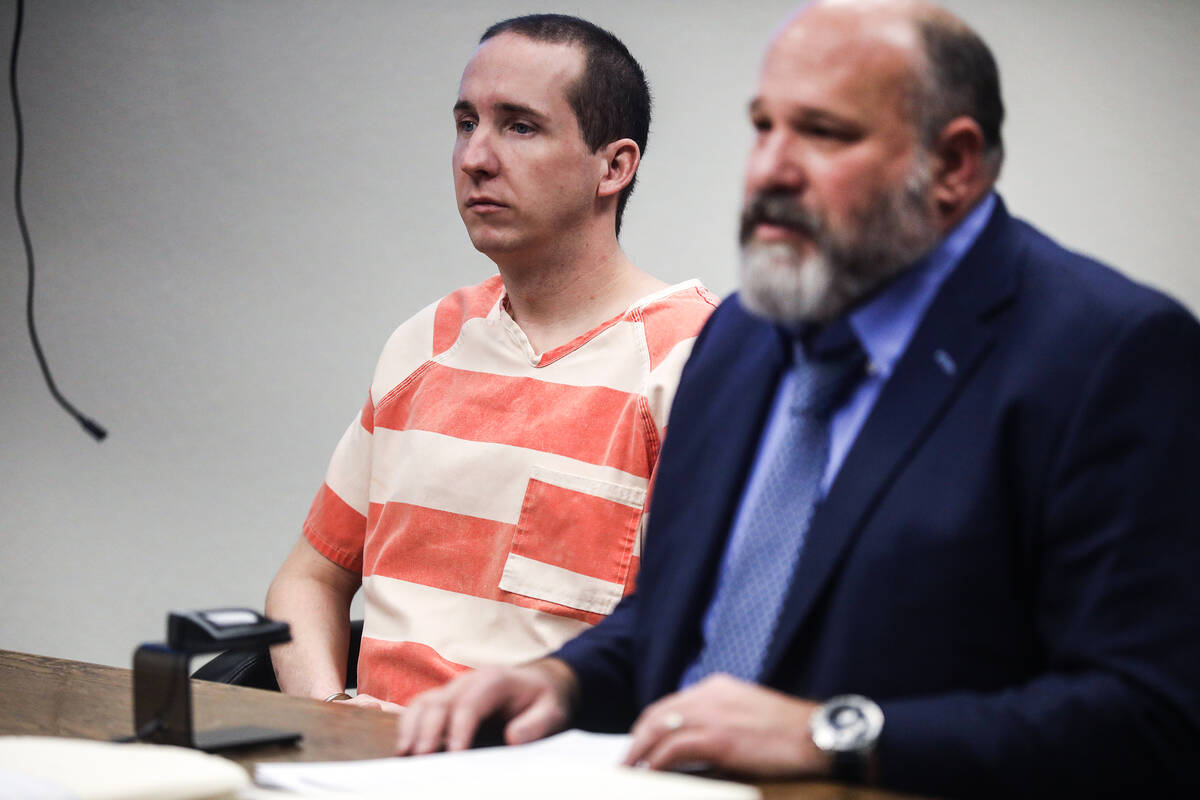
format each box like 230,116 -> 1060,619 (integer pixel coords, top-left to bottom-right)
338,692 -> 405,714
623,674 -> 831,778
395,658 -> 578,756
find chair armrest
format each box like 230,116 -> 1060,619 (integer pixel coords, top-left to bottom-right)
190,619 -> 364,692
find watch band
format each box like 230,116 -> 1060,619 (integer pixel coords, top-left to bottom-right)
832,748 -> 869,783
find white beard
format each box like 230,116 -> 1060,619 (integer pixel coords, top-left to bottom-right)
739,241 -> 846,325
738,156 -> 939,326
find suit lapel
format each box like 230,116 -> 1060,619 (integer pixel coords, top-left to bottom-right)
760,201 -> 1023,681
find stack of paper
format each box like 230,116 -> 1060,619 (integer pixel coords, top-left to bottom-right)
254,730 -> 759,799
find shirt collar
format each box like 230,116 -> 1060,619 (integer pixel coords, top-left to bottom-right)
846,192 -> 997,378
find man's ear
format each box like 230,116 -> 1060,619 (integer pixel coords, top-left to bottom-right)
930,116 -> 989,224
596,138 -> 641,199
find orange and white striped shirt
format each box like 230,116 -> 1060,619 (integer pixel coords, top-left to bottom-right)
302,275 -> 717,704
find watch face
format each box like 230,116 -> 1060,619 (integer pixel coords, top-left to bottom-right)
828,701 -> 872,748
811,695 -> 884,753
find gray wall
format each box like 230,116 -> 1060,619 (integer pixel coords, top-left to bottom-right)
3,0 -> 1198,668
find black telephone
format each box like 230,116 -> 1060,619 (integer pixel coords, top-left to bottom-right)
131,608 -> 301,751
167,608 -> 291,654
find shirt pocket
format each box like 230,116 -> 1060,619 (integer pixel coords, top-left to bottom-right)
498,465 -> 646,616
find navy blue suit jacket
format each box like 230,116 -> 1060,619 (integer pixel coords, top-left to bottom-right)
556,199 -> 1200,797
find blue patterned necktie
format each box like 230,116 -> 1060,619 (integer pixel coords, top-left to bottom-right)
680,321 -> 866,686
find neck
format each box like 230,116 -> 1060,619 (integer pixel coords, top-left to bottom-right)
494,229 -> 668,355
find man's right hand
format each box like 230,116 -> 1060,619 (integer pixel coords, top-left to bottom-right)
395,658 -> 579,755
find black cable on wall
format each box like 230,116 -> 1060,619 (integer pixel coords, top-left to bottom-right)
10,0 -> 108,441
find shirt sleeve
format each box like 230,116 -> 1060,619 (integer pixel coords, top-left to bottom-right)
301,393 -> 374,573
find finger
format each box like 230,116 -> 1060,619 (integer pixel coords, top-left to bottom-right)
623,725 -> 660,767
371,698 -> 404,715
624,705 -> 675,766
623,689 -> 695,766
640,728 -> 720,773
412,698 -> 452,755
504,689 -> 568,745
396,697 -> 427,754
444,678 -> 504,752
444,671 -> 528,751
345,695 -> 382,710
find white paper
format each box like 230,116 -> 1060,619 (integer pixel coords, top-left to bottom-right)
0,736 -> 249,800
254,729 -> 759,799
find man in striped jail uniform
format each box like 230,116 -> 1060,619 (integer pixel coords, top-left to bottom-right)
264,14 -> 716,710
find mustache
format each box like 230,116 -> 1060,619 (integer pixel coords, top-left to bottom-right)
739,190 -> 821,245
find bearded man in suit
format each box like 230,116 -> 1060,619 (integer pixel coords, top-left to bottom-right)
394,2 -> 1200,796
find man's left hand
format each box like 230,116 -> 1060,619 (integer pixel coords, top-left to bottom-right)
622,674 -> 831,778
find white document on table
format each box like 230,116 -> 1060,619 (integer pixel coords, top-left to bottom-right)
0,736 -> 249,800
253,729 -> 759,799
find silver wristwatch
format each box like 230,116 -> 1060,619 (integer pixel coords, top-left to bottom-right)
809,694 -> 884,783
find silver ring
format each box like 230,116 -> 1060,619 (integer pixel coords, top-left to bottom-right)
662,711 -> 685,731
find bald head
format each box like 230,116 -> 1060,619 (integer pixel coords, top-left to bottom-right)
781,0 -> 1005,179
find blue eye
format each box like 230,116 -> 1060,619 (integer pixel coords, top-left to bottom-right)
458,119 -> 477,133
512,122 -> 534,135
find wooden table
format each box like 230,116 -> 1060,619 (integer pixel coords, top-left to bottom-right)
0,650 -> 922,799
